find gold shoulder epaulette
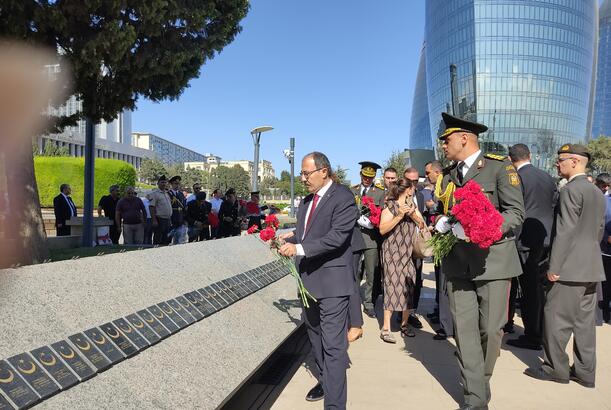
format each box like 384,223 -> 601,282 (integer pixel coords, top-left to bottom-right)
484,153 -> 507,161
375,183 -> 385,190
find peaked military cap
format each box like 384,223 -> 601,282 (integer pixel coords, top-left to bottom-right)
557,143 -> 591,160
169,175 -> 181,183
358,161 -> 382,178
439,112 -> 488,140
158,175 -> 168,182
250,191 -> 260,196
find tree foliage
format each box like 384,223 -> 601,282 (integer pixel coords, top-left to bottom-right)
0,0 -> 250,125
210,165 -> 250,197
334,165 -> 350,186
383,150 -> 408,174
33,141 -> 70,157
138,157 -> 167,185
588,136 -> 611,173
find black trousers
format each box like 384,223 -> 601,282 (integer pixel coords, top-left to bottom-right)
56,224 -> 71,236
507,247 -> 547,342
304,295 -> 349,410
110,224 -> 120,244
413,258 -> 423,310
153,217 -> 171,245
602,255 -> 611,320
348,252 -> 364,328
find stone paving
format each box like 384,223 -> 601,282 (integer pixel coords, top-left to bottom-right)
273,264 -> 611,410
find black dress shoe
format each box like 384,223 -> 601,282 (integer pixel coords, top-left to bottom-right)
570,368 -> 595,388
433,329 -> 447,340
503,323 -> 515,334
408,314 -> 423,329
506,337 -> 542,351
305,383 -> 324,402
363,308 -> 376,318
524,367 -> 569,384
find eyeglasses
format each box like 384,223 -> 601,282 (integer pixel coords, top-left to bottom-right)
299,167 -> 326,179
556,156 -> 577,163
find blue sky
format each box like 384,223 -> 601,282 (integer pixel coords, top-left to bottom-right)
132,1 -> 426,183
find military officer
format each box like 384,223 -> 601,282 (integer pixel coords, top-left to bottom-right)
434,113 -> 524,410
351,161 -> 385,318
168,175 -> 187,244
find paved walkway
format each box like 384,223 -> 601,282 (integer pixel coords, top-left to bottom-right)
273,264 -> 611,409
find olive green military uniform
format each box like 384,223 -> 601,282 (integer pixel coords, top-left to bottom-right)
437,152 -> 524,408
350,183 -> 385,312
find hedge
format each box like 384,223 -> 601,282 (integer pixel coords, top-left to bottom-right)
35,157 -> 137,208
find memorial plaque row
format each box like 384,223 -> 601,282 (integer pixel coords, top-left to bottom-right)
0,260 -> 291,409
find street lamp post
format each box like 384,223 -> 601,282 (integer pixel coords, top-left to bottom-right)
250,126 -> 273,192
283,137 -> 295,218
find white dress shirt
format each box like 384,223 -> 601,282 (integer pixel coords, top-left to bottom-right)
296,179 -> 333,256
516,161 -> 531,171
61,193 -> 76,216
458,150 -> 482,177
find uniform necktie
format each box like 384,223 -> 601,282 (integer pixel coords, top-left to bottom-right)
457,161 -> 465,184
305,194 -> 320,230
361,187 -> 368,197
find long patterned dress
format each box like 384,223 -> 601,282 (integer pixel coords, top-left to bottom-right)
381,200 -> 417,311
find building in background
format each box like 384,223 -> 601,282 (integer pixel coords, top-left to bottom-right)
593,0 -> 611,139
414,0 -> 598,171
184,159 -> 275,182
131,132 -> 204,165
409,43 -> 433,150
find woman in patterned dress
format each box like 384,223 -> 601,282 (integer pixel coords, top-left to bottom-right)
378,178 -> 425,343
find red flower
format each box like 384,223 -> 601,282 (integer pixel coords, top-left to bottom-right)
360,196 -> 381,227
451,180 -> 503,249
207,212 -> 219,228
239,199 -> 247,207
247,225 -> 259,234
246,202 -> 260,214
259,227 -> 276,242
265,214 -> 280,229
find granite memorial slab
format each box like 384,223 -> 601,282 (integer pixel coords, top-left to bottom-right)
220,278 -> 243,300
156,302 -> 188,329
50,340 -> 95,382
175,296 -> 203,321
99,323 -> 138,358
225,277 -> 247,299
0,393 -> 14,409
0,360 -> 39,409
29,347 -> 78,390
136,309 -> 171,339
112,319 -> 150,350
197,287 -> 223,311
237,272 -> 259,293
6,353 -> 60,400
190,290 -> 216,316
246,269 -> 265,288
166,299 -> 196,325
202,285 -> 228,308
83,328 -> 125,365
125,314 -> 161,345
183,292 -> 212,318
67,334 -> 111,372
146,306 -> 180,334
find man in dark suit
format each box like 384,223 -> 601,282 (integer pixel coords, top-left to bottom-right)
505,144 -> 557,350
404,167 -> 425,329
53,183 -> 77,236
279,151 -> 357,409
525,144 -> 606,388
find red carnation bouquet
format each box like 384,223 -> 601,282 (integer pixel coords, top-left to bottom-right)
428,180 -> 504,265
247,214 -> 316,307
360,196 -> 382,227
207,212 -> 219,228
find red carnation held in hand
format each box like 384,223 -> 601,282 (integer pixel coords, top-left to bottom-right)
207,212 -> 219,228
246,225 -> 259,234
259,227 -> 276,242
451,180 -> 504,249
360,196 -> 382,227
265,214 -> 280,229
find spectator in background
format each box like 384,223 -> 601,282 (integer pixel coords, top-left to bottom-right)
186,183 -> 202,204
596,173 -> 611,322
116,186 -> 147,245
168,176 -> 187,244
209,188 -> 224,238
53,183 -> 77,236
186,191 -> 212,242
218,188 -> 240,237
382,167 -> 398,191
139,193 -> 153,245
98,185 -> 121,244
147,175 -> 173,245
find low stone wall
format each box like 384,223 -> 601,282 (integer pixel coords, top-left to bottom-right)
0,235 -> 302,409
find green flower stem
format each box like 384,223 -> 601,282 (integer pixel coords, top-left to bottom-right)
279,254 -> 317,308
427,232 -> 458,266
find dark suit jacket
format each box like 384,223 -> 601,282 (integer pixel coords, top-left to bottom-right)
53,194 -> 76,227
549,175 -> 606,282
287,182 -> 357,299
515,164 -> 557,251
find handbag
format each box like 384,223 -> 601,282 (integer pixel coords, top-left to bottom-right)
412,226 -> 433,259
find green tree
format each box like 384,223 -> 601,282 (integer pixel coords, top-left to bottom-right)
334,165 -> 350,186
0,1 -> 250,127
384,150 -> 408,174
260,176 -> 278,197
588,136 -> 611,173
139,158 -> 167,185
34,142 -> 70,157
211,165 -> 250,197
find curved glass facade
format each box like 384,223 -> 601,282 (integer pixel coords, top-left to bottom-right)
592,0 -> 611,138
409,44 -> 432,149
423,0 -> 597,170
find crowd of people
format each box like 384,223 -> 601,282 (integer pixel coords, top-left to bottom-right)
276,113 -> 610,410
53,176 -> 274,246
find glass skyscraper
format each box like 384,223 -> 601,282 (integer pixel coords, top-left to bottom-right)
410,0 -> 598,171
592,0 -> 611,139
409,44 -> 432,149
